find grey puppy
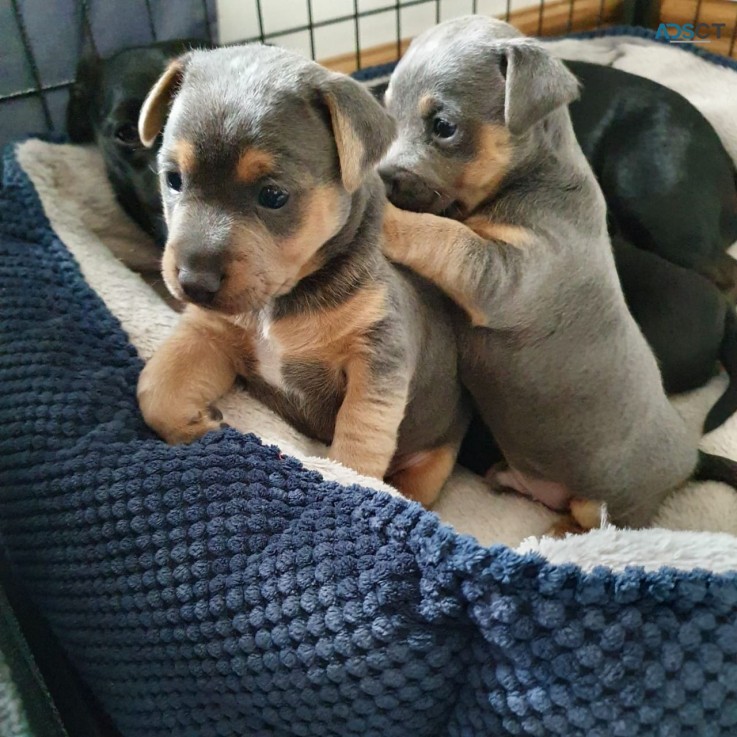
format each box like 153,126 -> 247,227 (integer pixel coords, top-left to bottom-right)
135,43 -> 469,504
379,16 -> 737,527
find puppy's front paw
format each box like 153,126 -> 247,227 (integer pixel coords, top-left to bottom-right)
137,361 -> 226,445
139,387 -> 226,445
382,202 -> 411,262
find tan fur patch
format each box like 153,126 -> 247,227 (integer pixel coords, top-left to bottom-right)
235,149 -> 274,183
272,285 -> 387,364
138,59 -> 184,148
328,355 -> 408,479
137,306 -> 248,444
433,248 -> 490,328
455,124 -> 512,212
388,444 -> 457,507
278,185 -> 346,280
570,498 -> 604,530
172,139 -> 196,174
324,91 -> 364,192
464,217 -> 532,249
418,94 -> 436,118
382,203 -> 490,327
160,241 -> 180,297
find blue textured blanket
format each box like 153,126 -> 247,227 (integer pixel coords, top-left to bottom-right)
2,42 -> 737,737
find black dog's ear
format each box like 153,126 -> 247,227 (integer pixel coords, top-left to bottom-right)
138,55 -> 188,148
318,73 -> 396,193
67,54 -> 100,143
501,39 -> 580,136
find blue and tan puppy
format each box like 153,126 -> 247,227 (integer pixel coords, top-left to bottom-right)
135,44 -> 469,503
379,16 -> 737,527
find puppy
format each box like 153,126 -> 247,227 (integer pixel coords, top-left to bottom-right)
67,38 -> 213,245
568,61 -> 737,299
370,59 -> 737,425
456,234 -> 737,475
372,58 -> 737,297
613,236 -> 737,433
135,44 -> 469,504
379,16 -> 737,526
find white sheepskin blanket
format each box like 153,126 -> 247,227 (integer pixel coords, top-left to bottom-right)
15,34 -> 737,574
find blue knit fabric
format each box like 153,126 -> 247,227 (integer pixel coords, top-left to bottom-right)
2,37 -> 737,736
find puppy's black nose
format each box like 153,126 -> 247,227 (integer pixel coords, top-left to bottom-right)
178,268 -> 222,305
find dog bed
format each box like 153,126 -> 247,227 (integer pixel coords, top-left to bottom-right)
1,28 -> 737,737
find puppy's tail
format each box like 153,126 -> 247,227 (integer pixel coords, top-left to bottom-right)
693,450 -> 737,489
703,306 -> 737,433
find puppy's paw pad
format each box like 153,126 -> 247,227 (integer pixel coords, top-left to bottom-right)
207,405 -> 224,422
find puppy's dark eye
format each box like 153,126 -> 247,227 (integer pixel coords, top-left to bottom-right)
258,185 -> 289,209
432,118 -> 457,139
166,170 -> 183,192
114,122 -> 140,146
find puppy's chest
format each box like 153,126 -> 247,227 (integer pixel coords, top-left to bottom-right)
233,311 -> 347,444
249,310 -> 348,397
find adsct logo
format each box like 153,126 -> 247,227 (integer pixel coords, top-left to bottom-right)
655,22 -> 729,44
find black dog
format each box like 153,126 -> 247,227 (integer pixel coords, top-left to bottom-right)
67,38 -> 213,245
568,61 -> 737,298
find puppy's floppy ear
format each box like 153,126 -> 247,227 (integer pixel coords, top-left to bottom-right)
138,56 -> 187,148
318,73 -> 396,193
66,54 -> 99,143
500,39 -> 579,136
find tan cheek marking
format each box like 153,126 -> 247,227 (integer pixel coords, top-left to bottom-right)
279,185 -> 346,280
272,285 -> 388,365
463,216 -> 532,249
236,149 -> 274,183
161,245 -> 180,297
172,139 -> 196,174
455,124 -> 512,211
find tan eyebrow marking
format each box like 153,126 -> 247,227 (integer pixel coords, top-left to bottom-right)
235,149 -> 275,183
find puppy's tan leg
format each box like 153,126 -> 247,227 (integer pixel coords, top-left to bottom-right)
570,498 -> 605,529
546,499 -> 605,538
387,444 -> 458,507
382,203 -> 533,328
328,355 -> 409,480
137,309 -> 239,444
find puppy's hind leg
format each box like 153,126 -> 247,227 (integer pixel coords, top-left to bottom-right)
387,443 -> 459,507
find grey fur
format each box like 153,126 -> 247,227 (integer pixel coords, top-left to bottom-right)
381,17 -> 701,526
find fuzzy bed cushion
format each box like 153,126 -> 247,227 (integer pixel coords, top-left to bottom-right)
1,27 -> 737,737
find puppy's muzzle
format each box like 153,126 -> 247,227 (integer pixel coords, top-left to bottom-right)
178,267 -> 222,306
378,164 -> 448,214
